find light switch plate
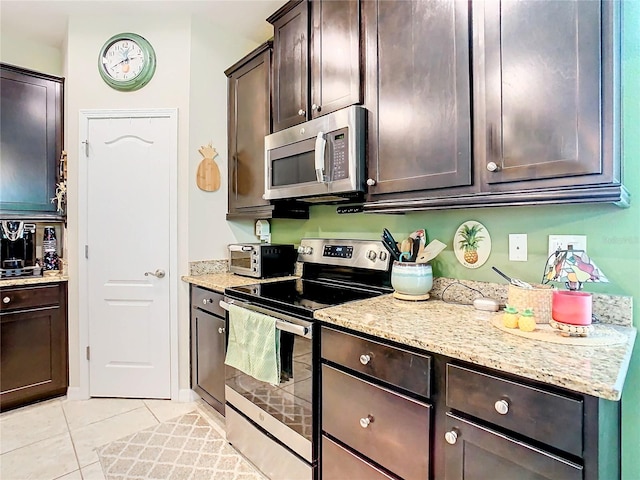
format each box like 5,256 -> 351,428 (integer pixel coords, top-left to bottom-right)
509,234 -> 528,261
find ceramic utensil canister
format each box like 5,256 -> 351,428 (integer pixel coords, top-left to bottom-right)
43,226 -> 59,271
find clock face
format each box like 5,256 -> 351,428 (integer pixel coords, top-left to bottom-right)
102,40 -> 146,81
98,33 -> 156,91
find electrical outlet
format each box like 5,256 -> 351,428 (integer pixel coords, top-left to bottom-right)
548,235 -> 587,258
509,234 -> 528,261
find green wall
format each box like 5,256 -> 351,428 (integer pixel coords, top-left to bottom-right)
272,2 -> 640,477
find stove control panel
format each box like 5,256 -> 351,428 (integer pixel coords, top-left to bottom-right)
298,238 -> 390,271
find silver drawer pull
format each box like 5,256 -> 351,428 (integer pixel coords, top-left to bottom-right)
2,296 -> 10,304
494,399 -> 510,415
218,327 -> 225,334
445,429 -> 458,445
359,354 -> 371,365
359,415 -> 374,428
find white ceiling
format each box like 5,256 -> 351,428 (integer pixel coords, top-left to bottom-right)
0,0 -> 287,47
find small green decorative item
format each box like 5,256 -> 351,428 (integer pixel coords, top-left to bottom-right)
98,33 -> 156,91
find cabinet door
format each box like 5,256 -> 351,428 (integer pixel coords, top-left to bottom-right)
0,284 -> 68,411
191,310 -> 226,414
364,0 -> 472,197
444,413 -> 582,480
227,45 -> 272,213
1,65 -> 63,215
310,0 -> 361,118
479,0 -> 603,188
271,1 -> 309,132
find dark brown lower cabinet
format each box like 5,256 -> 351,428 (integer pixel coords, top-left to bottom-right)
444,413 -> 583,480
0,282 -> 68,411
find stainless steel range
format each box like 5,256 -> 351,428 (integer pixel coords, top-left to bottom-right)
221,238 -> 393,480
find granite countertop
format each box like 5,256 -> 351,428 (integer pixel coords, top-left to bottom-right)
0,273 -> 69,287
182,273 -> 298,292
182,271 -> 636,401
315,295 -> 636,401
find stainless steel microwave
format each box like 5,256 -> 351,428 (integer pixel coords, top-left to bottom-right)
264,106 -> 365,203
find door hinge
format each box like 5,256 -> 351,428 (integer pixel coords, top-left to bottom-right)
86,346 -> 90,361
85,245 -> 89,259
82,140 -> 89,157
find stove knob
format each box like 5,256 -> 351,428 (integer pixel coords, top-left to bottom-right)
366,250 -> 377,262
379,251 -> 387,261
304,246 -> 313,255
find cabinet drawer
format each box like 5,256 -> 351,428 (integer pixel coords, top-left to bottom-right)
322,435 -> 396,480
321,326 -> 431,398
446,364 -> 583,457
191,286 -> 225,317
0,284 -> 61,312
322,364 -> 430,480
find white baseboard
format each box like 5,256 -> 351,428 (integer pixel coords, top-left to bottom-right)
66,386 -> 89,401
177,389 -> 200,402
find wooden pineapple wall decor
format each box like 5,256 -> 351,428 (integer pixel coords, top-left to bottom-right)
196,144 -> 221,192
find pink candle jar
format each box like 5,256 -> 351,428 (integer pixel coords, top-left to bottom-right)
552,290 -> 592,326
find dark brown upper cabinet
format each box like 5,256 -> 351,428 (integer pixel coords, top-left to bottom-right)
1,64 -> 64,219
364,0 -> 627,213
477,0 -> 621,194
363,0 -> 472,199
269,0 -> 361,132
226,43 -> 273,218
225,42 -> 309,220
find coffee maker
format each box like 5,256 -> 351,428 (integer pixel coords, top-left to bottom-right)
0,221 -> 38,277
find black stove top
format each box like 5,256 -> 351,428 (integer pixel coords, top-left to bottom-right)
225,278 -> 391,319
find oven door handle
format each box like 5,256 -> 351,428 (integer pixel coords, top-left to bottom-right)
220,300 -> 311,338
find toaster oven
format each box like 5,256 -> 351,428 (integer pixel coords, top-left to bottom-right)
228,243 -> 297,278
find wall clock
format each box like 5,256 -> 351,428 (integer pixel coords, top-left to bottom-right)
98,33 -> 156,91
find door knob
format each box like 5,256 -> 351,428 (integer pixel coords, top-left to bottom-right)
144,269 -> 166,278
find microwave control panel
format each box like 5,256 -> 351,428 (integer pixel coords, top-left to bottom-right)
330,128 -> 349,181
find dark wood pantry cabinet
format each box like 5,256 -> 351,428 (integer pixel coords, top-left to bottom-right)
269,0 -> 361,132
0,282 -> 68,411
0,64 -> 64,219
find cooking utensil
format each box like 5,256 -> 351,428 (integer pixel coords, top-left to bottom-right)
400,238 -> 413,260
492,266 -> 532,289
381,229 -> 402,261
196,145 -> 221,192
416,239 -> 447,264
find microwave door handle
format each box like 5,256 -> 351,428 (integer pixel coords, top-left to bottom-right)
315,132 -> 327,183
228,245 -> 254,252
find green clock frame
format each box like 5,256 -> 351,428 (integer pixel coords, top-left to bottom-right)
98,33 -> 156,92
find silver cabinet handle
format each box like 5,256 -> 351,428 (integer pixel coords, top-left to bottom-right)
366,178 -> 376,186
2,296 -> 10,304
445,429 -> 459,445
359,415 -> 374,428
218,327 -> 225,334
359,354 -> 371,365
487,161 -> 499,172
494,399 -> 510,415
298,109 -> 306,116
144,269 -> 165,278
312,103 -> 321,112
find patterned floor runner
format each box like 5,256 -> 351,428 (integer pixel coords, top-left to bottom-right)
97,411 -> 264,480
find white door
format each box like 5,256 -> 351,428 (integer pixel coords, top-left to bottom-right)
83,110 -> 176,398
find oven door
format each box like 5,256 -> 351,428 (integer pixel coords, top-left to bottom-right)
220,299 -> 314,464
228,244 -> 259,278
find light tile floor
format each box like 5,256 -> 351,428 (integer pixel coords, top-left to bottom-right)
0,396 -> 227,480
